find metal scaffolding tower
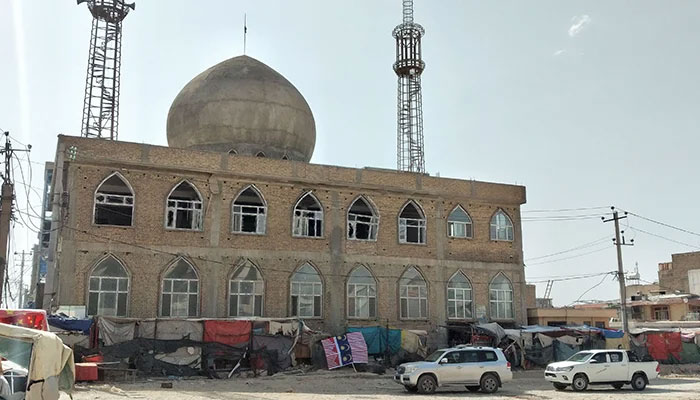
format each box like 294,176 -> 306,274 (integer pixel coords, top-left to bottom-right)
393,0 -> 425,173
78,0 -> 135,140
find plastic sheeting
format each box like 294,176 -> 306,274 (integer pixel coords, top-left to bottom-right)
138,320 -> 204,341
347,326 -> 401,355
98,318 -> 135,345
203,320 -> 251,347
252,334 -> 294,372
476,323 -> 506,342
553,340 -> 578,361
646,332 -> 682,363
680,342 -> 700,363
48,316 -> 92,335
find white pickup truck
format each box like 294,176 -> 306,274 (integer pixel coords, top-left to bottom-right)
545,349 -> 659,392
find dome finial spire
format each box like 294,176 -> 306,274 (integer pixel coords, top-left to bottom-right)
243,13 -> 248,55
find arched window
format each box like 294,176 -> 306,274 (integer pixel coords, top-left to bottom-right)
281,154 -> 289,160
94,172 -> 134,226
347,265 -> 376,318
447,206 -> 472,238
232,186 -> 266,235
161,258 -> 199,317
256,151 -> 266,158
293,192 -> 323,238
228,149 -> 238,155
229,260 -> 264,317
399,266 -> 427,319
88,255 -> 129,317
399,201 -> 426,244
290,263 -> 322,317
347,196 -> 379,241
166,181 -> 203,230
489,273 -> 514,320
490,210 -> 514,241
447,272 -> 472,319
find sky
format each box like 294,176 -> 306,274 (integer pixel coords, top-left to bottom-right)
1,0 -> 699,307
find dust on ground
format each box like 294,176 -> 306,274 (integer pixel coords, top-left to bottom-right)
62,369 -> 700,400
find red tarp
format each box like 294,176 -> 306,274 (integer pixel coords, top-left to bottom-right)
203,320 -> 251,346
646,332 -> 682,362
0,309 -> 48,331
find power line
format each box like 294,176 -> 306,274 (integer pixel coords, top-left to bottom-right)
629,226 -> 700,250
569,272 -> 614,306
525,235 -> 610,261
624,210 -> 700,238
525,245 -> 611,266
522,206 -> 610,214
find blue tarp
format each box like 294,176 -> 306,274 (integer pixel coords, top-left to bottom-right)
566,325 -> 625,339
48,315 -> 93,335
520,325 -> 564,333
348,326 -> 401,355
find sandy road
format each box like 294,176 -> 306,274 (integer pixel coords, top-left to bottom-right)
64,370 -> 700,400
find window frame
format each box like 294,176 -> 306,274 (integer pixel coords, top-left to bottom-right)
93,172 -> 135,228
292,192 -> 324,238
399,266 -> 428,320
398,201 -> 427,245
447,205 -> 473,239
290,262 -> 323,318
489,273 -> 514,320
347,196 -> 380,242
346,265 -> 377,319
231,185 -> 267,235
490,209 -> 514,242
653,305 -> 670,320
164,180 -> 204,231
228,260 -> 264,317
447,271 -> 473,320
87,254 -> 130,317
160,258 -> 200,318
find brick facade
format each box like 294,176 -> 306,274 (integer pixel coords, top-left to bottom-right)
658,252 -> 700,295
47,136 -> 527,345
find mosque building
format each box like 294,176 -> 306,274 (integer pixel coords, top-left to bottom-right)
42,55 -> 527,345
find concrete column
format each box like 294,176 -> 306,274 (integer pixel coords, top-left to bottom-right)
328,191 -> 345,334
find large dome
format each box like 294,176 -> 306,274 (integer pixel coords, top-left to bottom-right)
167,55 -> 316,161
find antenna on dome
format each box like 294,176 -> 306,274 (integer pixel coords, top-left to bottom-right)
243,13 -> 248,55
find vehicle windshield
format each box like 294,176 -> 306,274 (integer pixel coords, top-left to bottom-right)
425,350 -> 445,362
567,352 -> 594,362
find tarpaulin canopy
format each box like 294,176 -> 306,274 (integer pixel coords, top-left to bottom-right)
476,323 -> 506,342
139,319 -> 204,341
0,309 -> 48,331
48,315 -> 92,335
98,317 -> 136,345
646,331 -> 682,363
347,326 -> 401,355
203,320 -> 251,347
0,322 -> 74,400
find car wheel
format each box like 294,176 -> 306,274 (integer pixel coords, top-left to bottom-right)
404,385 -> 418,393
553,383 -> 568,391
631,373 -> 647,391
466,385 -> 480,392
480,373 -> 499,394
612,383 -> 624,390
571,374 -> 589,392
417,375 -> 437,394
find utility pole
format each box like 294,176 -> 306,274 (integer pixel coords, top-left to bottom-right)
603,206 -> 634,334
15,250 -> 31,308
0,131 -> 31,306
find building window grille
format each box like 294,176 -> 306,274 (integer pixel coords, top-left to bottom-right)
490,210 -> 514,241
347,197 -> 379,241
290,263 -> 322,317
399,266 -> 427,319
229,261 -> 264,317
347,265 -> 377,318
399,201 -> 426,244
447,272 -> 473,319
293,192 -> 323,238
447,206 -> 472,238
489,274 -> 514,319
161,258 -> 199,317
94,172 -> 134,226
232,186 -> 266,235
88,255 -> 129,317
166,181 -> 203,230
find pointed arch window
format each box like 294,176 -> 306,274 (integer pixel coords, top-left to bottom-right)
489,274 -> 514,319
347,196 -> 379,241
94,172 -> 134,226
399,201 -> 426,244
490,210 -> 514,241
399,266 -> 427,319
447,272 -> 473,319
448,206 -> 472,238
256,151 -> 266,158
290,263 -> 322,317
232,186 -> 266,235
293,192 -> 323,238
347,265 -> 377,318
228,149 -> 238,155
229,261 -> 264,317
166,181 -> 203,230
88,255 -> 129,316
161,258 -> 199,317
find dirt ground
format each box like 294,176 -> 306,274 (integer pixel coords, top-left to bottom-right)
62,369 -> 700,400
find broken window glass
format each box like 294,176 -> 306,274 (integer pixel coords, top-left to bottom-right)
347,197 -> 379,241
293,193 -> 323,238
399,201 -> 426,244
232,186 -> 266,235
448,206 -> 472,238
94,173 -> 134,226
166,181 -> 203,230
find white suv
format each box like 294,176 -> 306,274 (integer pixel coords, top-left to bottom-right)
394,346 -> 512,394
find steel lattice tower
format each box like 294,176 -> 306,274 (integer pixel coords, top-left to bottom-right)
78,0 -> 135,140
393,0 -> 425,173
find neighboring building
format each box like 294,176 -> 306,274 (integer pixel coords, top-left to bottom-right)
43,55 -> 527,346
628,294 -> 700,322
28,162 -> 54,307
525,284 -> 537,309
535,298 -> 553,308
658,252 -> 700,295
627,282 -> 664,299
527,307 -> 618,328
